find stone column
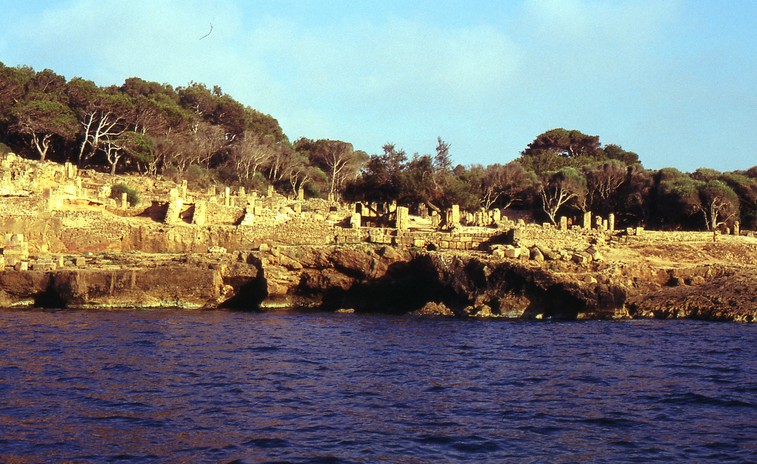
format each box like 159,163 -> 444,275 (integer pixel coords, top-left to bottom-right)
121,192 -> 128,208
350,213 -> 361,229
396,206 -> 409,230
451,205 -> 460,226
181,180 -> 188,200
431,212 -> 441,229
491,208 -> 501,223
224,187 -> 231,206
238,186 -> 246,197
583,211 -> 592,229
559,216 -> 568,231
267,185 -> 275,197
608,213 -> 615,232
192,200 -> 207,226
164,198 -> 183,224
734,221 -> 740,236
297,187 -> 305,201
418,203 -> 428,219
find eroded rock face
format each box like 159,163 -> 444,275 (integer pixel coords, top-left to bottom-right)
0,243 -> 754,322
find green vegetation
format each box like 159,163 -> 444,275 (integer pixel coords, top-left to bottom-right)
110,183 -> 141,207
0,62 -> 755,231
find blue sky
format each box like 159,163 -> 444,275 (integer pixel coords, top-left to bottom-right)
1,0 -> 755,171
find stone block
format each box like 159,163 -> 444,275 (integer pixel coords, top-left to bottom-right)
505,246 -> 521,259
32,259 -> 56,271
586,246 -> 602,261
75,256 -> 86,267
559,216 -> 568,231
572,252 -> 592,265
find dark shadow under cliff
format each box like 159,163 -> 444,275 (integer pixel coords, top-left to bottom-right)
318,254 -> 467,314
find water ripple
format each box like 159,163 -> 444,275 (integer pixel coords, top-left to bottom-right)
0,310 -> 755,463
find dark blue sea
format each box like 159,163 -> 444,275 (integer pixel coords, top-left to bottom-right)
0,309 -> 755,463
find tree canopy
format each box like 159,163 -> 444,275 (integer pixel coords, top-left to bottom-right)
0,62 -> 754,231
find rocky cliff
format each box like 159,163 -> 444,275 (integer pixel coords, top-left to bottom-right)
2,243 -> 754,322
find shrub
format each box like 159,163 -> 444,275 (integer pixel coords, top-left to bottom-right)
110,183 -> 141,207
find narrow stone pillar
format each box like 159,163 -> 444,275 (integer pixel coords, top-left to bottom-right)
208,185 -> 217,196
583,211 -> 592,229
350,213 -> 361,229
596,215 -> 604,229
238,186 -> 246,197
491,208 -> 501,223
169,187 -> 180,201
267,185 -> 274,197
451,205 -> 460,226
121,192 -> 128,208
224,187 -> 231,206
297,187 -> 305,201
431,212 -> 441,229
733,221 -> 740,236
608,213 -> 615,232
164,198 -> 183,224
559,216 -> 568,231
396,206 -> 409,230
192,200 -> 207,226
181,180 -> 188,200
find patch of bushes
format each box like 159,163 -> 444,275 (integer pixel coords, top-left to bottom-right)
110,183 -> 141,207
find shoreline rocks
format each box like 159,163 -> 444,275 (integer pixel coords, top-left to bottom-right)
0,245 -> 753,322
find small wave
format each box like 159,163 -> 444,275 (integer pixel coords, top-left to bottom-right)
581,417 -> 640,428
242,437 -> 290,449
660,392 -> 754,408
247,346 -> 281,353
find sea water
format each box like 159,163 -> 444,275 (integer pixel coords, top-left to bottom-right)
1,309 -> 755,463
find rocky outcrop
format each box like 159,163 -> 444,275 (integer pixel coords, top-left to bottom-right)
0,266 -> 226,309
0,244 -> 754,322
627,267 -> 757,322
